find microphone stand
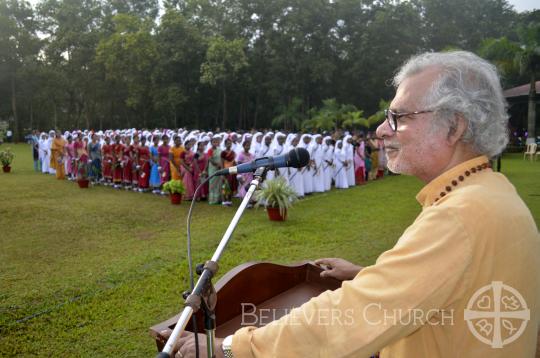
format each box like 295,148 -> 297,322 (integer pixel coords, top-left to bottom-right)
157,166 -> 269,358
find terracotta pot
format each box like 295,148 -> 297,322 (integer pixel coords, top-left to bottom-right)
77,179 -> 89,188
2,165 -> 11,173
267,207 -> 286,221
170,193 -> 182,205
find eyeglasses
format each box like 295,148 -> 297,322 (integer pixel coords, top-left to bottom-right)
384,109 -> 434,132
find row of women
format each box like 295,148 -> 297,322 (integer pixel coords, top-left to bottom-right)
34,129 -> 387,205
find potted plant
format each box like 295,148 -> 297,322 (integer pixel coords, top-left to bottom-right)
0,148 -> 14,173
77,159 -> 90,188
255,177 -> 298,221
162,179 -> 186,205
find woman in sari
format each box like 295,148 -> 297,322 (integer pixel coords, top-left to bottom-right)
130,135 -> 140,191
101,136 -> 113,185
158,134 -> 171,193
51,131 -> 67,180
65,135 -> 76,180
169,135 -> 184,181
112,135 -> 125,188
74,133 -> 89,180
354,134 -> 366,185
220,138 -> 237,206
179,139 -> 196,200
149,135 -> 161,194
207,136 -> 223,205
367,132 -> 379,180
236,140 -> 254,199
194,141 -> 209,201
137,136 -> 151,192
88,133 -> 102,184
122,136 -> 134,189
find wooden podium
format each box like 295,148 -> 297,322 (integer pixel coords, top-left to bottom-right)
150,261 -> 343,352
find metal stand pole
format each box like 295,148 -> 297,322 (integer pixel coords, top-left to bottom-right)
156,167 -> 268,358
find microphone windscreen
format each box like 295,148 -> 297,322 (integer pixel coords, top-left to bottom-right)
288,148 -> 310,168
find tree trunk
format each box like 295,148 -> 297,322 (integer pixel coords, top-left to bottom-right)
54,104 -> 58,129
10,75 -> 19,142
30,99 -> 33,131
222,85 -> 227,130
254,93 -> 259,129
526,70 -> 537,144
238,96 -> 243,129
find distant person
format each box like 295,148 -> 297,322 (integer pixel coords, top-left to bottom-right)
6,129 -> 13,143
31,130 -> 40,172
50,131 -> 66,180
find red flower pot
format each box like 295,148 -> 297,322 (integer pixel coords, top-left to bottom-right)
77,179 -> 89,188
267,207 -> 286,221
2,165 -> 11,173
170,193 -> 182,205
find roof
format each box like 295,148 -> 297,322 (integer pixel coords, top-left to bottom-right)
503,81 -> 540,98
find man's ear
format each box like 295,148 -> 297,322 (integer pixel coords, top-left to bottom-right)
447,113 -> 468,146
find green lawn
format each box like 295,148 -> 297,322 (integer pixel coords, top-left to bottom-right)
1,143 -> 539,357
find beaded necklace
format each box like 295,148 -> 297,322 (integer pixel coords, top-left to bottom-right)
433,162 -> 491,204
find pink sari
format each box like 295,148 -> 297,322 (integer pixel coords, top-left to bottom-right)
354,142 -> 366,185
158,145 -> 170,184
180,150 -> 196,200
194,151 -> 209,200
65,142 -> 76,177
236,151 -> 254,198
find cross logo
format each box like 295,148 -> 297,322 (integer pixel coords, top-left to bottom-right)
464,281 -> 530,348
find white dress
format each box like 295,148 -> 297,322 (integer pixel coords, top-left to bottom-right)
39,138 -> 47,173
334,148 -> 349,189
323,145 -> 334,191
345,144 -> 355,186
311,144 -> 325,193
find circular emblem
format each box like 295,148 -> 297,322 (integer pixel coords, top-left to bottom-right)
464,281 -> 530,348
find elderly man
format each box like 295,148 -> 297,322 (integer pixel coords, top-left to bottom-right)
174,51 -> 539,357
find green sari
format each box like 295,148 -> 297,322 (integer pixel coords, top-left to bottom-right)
207,147 -> 223,204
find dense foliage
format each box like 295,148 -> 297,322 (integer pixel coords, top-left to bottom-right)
0,0 -> 538,140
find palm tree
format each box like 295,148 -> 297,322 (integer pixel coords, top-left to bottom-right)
479,24 -> 540,144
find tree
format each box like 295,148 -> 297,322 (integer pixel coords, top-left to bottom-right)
271,97 -> 305,131
96,14 -> 158,128
0,0 -> 40,140
516,24 -> 540,144
200,36 -> 247,129
38,0 -> 106,129
479,23 -> 540,143
153,8 -> 206,128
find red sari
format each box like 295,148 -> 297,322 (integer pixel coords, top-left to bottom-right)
137,145 -> 151,189
221,149 -> 237,194
112,143 -> 125,183
74,140 -> 88,178
102,144 -> 113,180
122,145 -> 134,185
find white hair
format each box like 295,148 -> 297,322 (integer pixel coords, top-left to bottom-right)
394,51 -> 509,157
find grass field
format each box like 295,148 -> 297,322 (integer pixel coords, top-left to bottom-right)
1,143 -> 539,357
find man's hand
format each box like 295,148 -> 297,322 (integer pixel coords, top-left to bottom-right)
314,258 -> 363,281
172,331 -> 224,358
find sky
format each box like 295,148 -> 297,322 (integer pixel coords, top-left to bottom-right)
508,0 -> 539,12
25,0 -> 539,13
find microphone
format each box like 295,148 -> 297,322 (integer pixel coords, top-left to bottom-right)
216,147 -> 310,176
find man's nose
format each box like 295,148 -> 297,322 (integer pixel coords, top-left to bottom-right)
376,119 -> 394,139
